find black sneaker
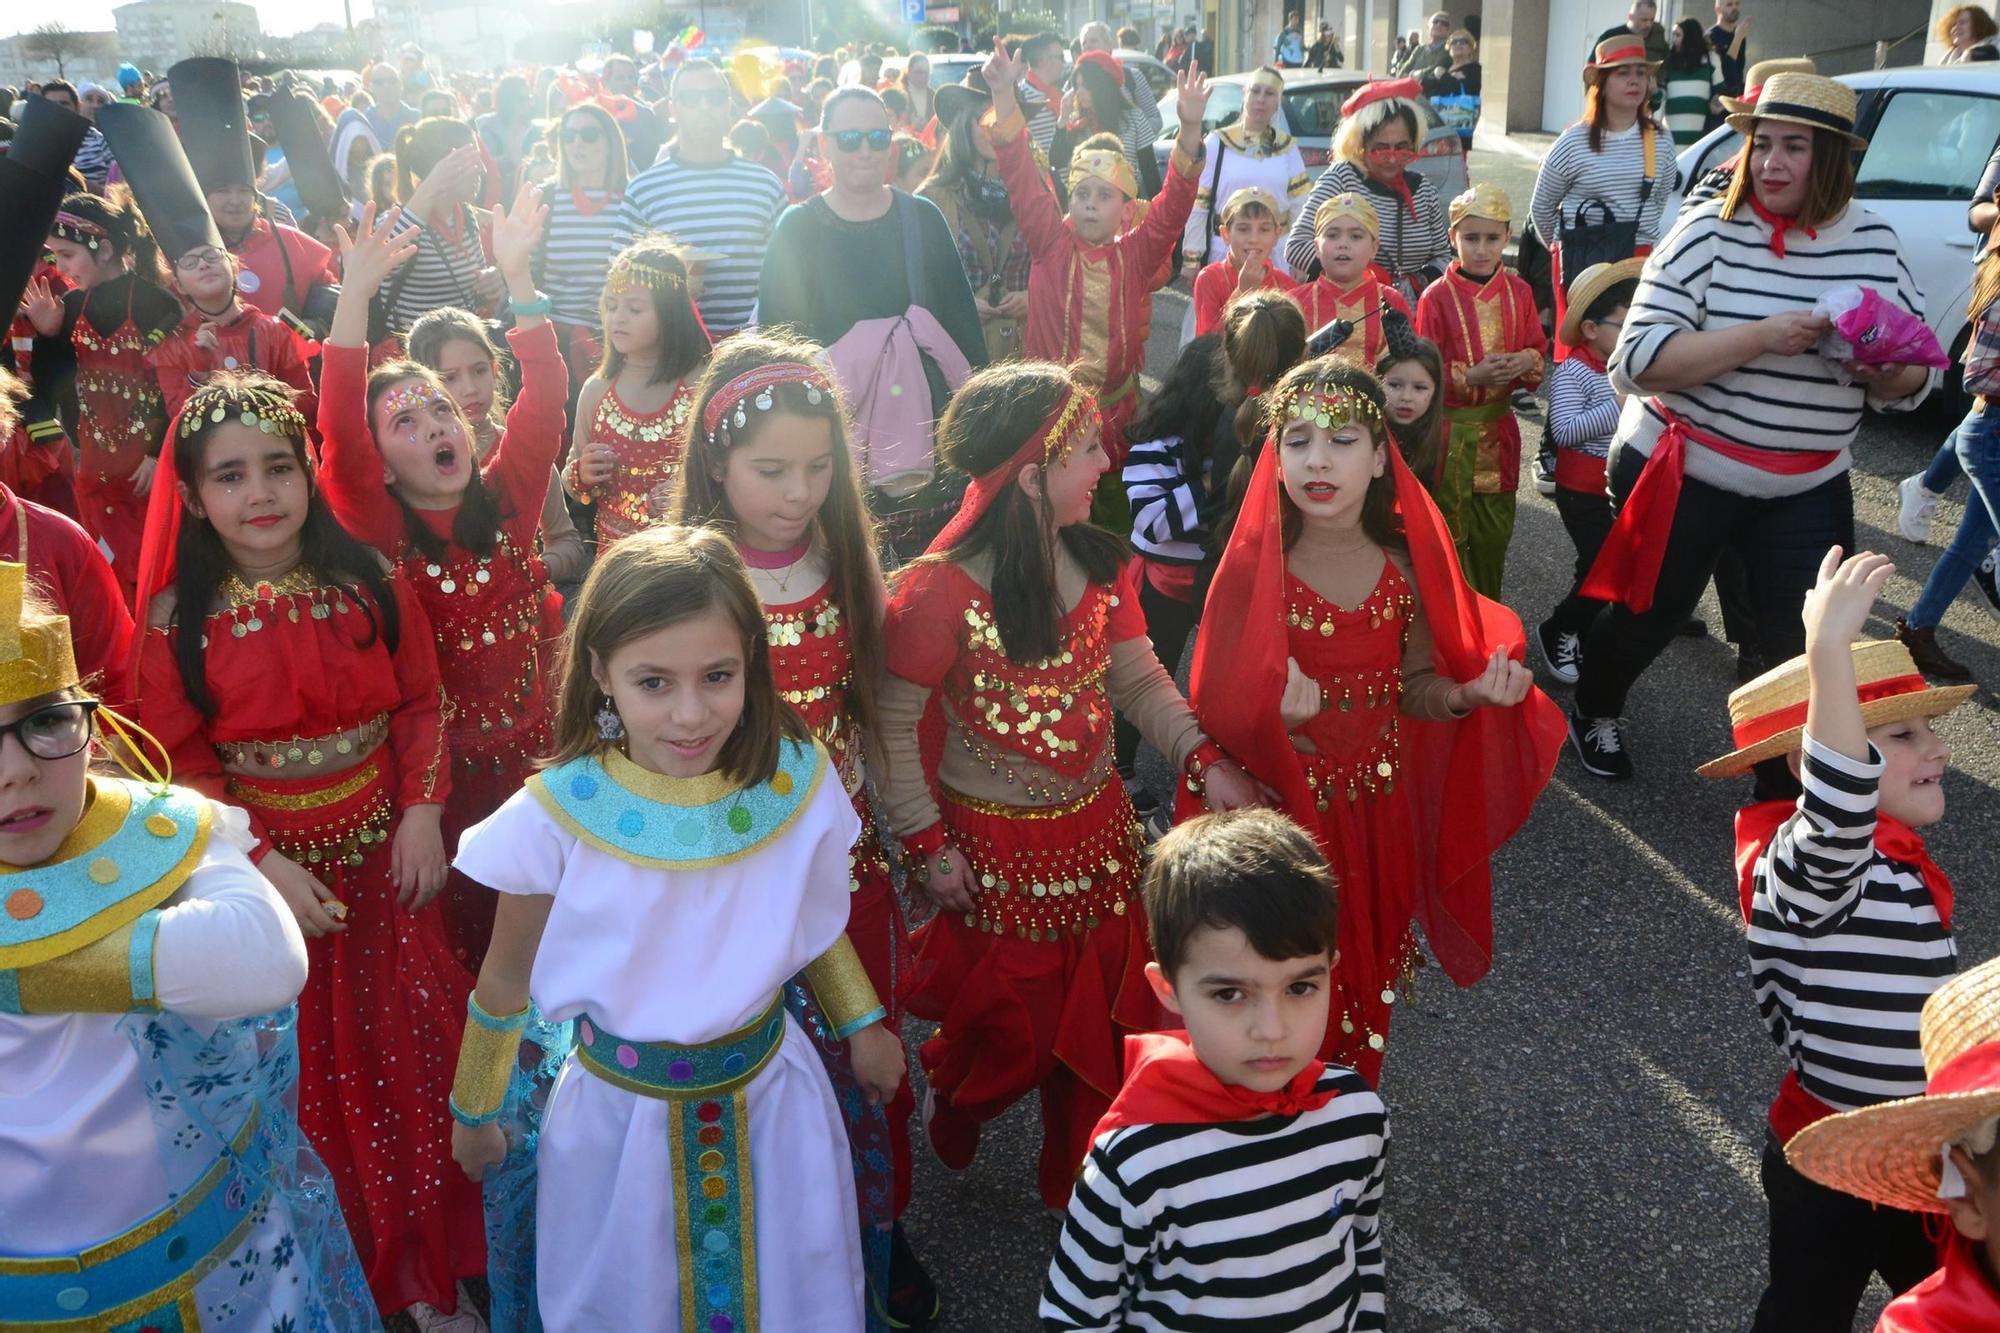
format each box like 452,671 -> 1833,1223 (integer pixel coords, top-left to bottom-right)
1568,710 -> 1633,780
885,1222 -> 940,1331
1976,548 -> 2000,623
1736,645 -> 1767,684
1534,451 -> 1557,496
1535,619 -> 1581,684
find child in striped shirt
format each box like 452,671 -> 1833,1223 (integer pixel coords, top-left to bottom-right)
1041,809 -> 1387,1332
1701,547 -> 1973,1332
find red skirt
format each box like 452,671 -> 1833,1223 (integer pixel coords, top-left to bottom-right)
437,747 -> 537,972
229,757 -> 486,1316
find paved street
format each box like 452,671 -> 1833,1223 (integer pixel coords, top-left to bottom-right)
895,269 -> 2000,1331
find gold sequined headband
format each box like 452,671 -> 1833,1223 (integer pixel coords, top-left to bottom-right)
178,381 -> 310,441
1038,383 -> 1093,468
605,252 -> 688,296
1274,384 -> 1386,434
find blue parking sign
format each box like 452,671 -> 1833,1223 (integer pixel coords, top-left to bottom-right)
903,0 -> 926,21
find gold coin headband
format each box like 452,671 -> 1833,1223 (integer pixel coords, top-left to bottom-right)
1275,384 -> 1386,434
52,211 -> 110,253
605,252 -> 689,295
1039,382 -> 1093,469
178,382 -> 310,440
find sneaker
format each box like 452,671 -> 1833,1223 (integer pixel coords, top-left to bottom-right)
1568,710 -> 1633,781
1512,389 -> 1543,418
407,1302 -> 489,1333
1736,645 -> 1767,684
886,1221 -> 941,1331
1678,617 -> 1709,638
1534,452 -> 1557,496
922,1085 -> 979,1171
1974,548 -> 2000,623
1536,619 -> 1581,684
1896,617 -> 1975,682
1897,473 -> 1944,544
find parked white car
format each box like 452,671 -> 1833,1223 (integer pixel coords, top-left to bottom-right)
1666,64 -> 2000,405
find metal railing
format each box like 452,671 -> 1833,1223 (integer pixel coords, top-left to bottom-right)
1804,21 -> 1928,70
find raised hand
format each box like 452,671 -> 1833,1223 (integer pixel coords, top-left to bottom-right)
1802,546 -> 1894,656
22,276 -> 62,337
1175,65 -> 1213,138
982,36 -> 1026,106
1448,647 -> 1534,712
488,179 -> 549,280
331,202 -> 417,299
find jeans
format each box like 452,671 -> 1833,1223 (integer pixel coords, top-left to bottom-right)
1574,446 -> 1855,720
1909,403 -> 2000,629
1921,433 -> 1965,494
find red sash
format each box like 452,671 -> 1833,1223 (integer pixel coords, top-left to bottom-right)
1580,402 -> 1842,613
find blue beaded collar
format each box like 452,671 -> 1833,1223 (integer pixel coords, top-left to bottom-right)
529,738 -> 826,869
0,777 -> 212,968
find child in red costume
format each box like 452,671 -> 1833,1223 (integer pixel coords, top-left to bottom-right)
131,371 -> 485,1324
1185,358 -> 1563,1083
982,38 -> 1212,464
1043,810 -> 1388,1328
879,361 -> 1265,1209
316,188 -> 569,972
149,241 -> 316,420
1295,191 -> 1413,370
1789,955 -> 2000,1333
1190,186 -> 1298,338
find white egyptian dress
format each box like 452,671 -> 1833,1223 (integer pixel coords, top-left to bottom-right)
455,736 -> 869,1332
0,776 -> 379,1331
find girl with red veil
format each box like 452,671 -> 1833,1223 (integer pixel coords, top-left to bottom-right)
878,361 -> 1265,1209
1185,356 -> 1564,1083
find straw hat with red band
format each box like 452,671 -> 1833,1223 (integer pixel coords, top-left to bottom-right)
1557,256 -> 1646,348
920,381 -> 1097,557
1718,57 -> 1816,116
1787,955 -> 2000,1215
1726,71 -> 1868,149
1586,35 -> 1661,76
1340,77 -> 1423,119
1696,639 -> 1973,778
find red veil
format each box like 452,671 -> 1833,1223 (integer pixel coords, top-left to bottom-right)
1186,435 -> 1564,988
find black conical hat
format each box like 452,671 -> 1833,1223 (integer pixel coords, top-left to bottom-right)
168,57 -> 256,194
0,98 -> 92,331
269,89 -> 349,226
96,102 -> 223,263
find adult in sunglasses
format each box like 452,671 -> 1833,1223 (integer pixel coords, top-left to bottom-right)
539,102 -> 633,386
622,58 -> 785,337
1284,77 -> 1453,308
757,85 -> 987,554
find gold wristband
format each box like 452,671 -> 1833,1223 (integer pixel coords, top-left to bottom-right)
450,996 -> 529,1125
11,915 -> 160,1014
803,935 -> 886,1041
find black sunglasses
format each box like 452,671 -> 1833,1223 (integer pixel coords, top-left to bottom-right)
0,700 -> 98,761
831,128 -> 894,153
561,125 -> 603,144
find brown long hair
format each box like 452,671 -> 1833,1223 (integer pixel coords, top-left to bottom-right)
906,362 -> 1127,663
406,307 -> 511,437
672,333 -> 886,740
597,238 -> 711,388
364,360 -> 505,560
555,101 -> 629,194
546,524 -> 805,784
1719,125 -> 1856,231
1580,76 -> 1662,154
1375,338 -> 1446,486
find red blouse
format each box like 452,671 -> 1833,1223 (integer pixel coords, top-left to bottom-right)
1287,561 -> 1417,801
584,380 -> 695,547
137,568 -> 451,849
767,582 -> 860,783
149,306 -> 317,423
1294,277 -> 1414,371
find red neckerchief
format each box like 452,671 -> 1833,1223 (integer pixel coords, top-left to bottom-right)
569,185 -> 620,217
1569,343 -> 1609,374
1380,169 -> 1417,220
1025,71 -> 1062,111
1747,196 -> 1816,258
1734,800 -> 1954,928
1878,1234 -> 2000,1332
1092,1032 -> 1335,1139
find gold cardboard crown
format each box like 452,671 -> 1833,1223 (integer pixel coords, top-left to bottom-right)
0,564 -> 79,708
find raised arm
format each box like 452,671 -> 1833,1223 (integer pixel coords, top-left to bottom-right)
319,204 -> 421,549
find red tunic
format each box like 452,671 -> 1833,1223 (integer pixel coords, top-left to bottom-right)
1191,258 -> 1299,338
1295,276 -> 1415,371
582,379 -> 695,548
1416,262 -> 1546,492
135,567 -> 484,1315
995,117 -> 1201,460
148,305 -> 317,422
318,323 -> 569,969
0,481 -> 131,700
66,279 -> 175,600
226,218 -> 337,319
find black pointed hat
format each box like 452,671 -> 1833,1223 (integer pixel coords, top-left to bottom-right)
96,102 -> 223,263
168,57 -> 257,194
269,89 -> 349,227
0,98 -> 91,331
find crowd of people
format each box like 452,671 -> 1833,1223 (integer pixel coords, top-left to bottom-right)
1,3 -> 1999,1329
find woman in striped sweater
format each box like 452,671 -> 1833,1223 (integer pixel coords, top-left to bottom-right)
1283,78 -> 1451,308
1569,74 -> 1935,784
535,101 -> 632,409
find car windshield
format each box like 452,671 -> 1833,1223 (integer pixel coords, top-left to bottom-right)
1853,90 -> 2000,201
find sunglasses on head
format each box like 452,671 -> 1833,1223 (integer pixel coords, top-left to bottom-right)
832,128 -> 894,153
676,88 -> 730,109
562,125 -> 603,144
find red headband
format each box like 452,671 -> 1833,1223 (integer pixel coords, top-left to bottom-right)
1340,77 -> 1422,118
1592,41 -> 1649,66
922,383 -> 1097,556
701,361 -> 835,441
52,210 -> 109,237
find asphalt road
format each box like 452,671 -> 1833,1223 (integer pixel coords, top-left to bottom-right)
894,266 -> 2000,1332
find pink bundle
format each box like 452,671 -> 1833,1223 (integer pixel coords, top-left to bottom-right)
1813,285 -> 1951,370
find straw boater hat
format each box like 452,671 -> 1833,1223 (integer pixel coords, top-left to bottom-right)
1787,955 -> 2000,1214
1557,257 -> 1646,348
1697,639 -> 1973,778
1585,33 -> 1661,79
1726,71 -> 1868,149
1719,56 -> 1816,116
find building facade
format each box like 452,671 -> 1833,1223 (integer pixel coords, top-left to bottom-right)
112,0 -> 261,69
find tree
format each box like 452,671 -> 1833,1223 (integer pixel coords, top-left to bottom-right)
24,21 -> 83,79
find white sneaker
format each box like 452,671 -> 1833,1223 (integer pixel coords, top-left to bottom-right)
1897,473 -> 1943,544
407,1301 -> 489,1333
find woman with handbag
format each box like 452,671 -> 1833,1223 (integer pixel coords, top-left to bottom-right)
1529,36 -> 1680,354
1180,66 -> 1310,276
918,82 -> 1032,364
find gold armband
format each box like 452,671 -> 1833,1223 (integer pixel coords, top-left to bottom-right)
450,994 -> 529,1126
3,913 -> 161,1015
803,934 -> 886,1041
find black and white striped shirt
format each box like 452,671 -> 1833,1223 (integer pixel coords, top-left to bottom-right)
1527,121 -> 1679,256
622,151 -> 787,336
385,207 -> 489,335
1747,734 -> 1957,1114
1123,435 -> 1211,565
539,188 -> 633,327
1548,357 -> 1619,459
1285,162 -> 1450,284
1040,1066 -> 1388,1331
1609,197 -> 1934,498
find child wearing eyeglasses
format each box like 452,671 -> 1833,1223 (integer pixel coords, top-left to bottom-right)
150,239 -> 317,422
980,38 -> 1215,470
